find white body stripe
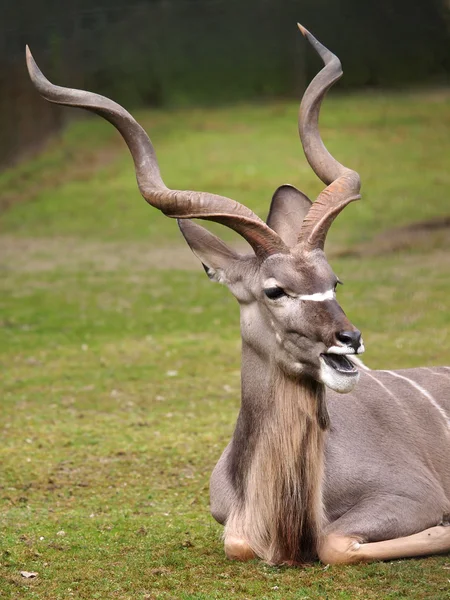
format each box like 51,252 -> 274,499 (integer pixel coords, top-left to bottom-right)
425,367 -> 450,379
350,356 -> 370,371
382,370 -> 450,430
363,370 -> 399,401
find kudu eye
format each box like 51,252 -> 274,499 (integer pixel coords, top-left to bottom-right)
264,286 -> 287,300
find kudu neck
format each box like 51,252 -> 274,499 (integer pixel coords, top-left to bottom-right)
240,340 -> 329,429
228,341 -> 328,563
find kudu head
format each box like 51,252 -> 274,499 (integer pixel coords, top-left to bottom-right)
26,25 -> 364,393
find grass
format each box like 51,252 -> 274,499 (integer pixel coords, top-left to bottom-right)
1,89 -> 450,599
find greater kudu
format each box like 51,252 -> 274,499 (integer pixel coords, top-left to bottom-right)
26,26 -> 450,565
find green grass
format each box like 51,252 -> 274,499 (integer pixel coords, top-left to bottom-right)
1,90 -> 450,599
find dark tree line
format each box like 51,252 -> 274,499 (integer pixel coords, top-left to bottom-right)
1,0 -> 450,168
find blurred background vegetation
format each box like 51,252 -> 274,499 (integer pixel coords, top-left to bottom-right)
2,0 -> 450,169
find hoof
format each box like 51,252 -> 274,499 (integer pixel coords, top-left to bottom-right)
224,536 -> 256,561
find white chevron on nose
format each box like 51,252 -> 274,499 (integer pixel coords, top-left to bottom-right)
298,289 -> 335,302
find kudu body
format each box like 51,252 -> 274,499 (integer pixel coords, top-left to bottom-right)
27,26 -> 450,565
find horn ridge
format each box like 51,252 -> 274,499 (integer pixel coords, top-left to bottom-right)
26,47 -> 287,258
296,26 -> 361,250
26,46 -> 165,195
297,25 -> 351,185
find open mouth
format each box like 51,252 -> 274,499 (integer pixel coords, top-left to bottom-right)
321,353 -> 358,375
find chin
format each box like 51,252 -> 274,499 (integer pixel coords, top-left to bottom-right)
319,356 -> 360,393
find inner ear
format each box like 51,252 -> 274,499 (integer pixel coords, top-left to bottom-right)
177,219 -> 241,284
266,184 -> 312,247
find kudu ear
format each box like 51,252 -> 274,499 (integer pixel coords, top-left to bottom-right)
266,185 -> 312,247
178,219 -> 241,284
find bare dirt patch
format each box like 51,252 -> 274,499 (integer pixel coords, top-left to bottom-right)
333,216 -> 450,258
1,219 -> 449,276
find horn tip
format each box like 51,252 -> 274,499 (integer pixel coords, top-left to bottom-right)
25,45 -> 33,65
25,45 -> 38,79
296,24 -> 338,68
297,23 -> 308,37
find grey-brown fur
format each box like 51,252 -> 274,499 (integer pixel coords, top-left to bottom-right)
322,367 -> 450,543
226,367 -> 326,564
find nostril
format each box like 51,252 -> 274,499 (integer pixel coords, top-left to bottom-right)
336,331 -> 353,345
336,329 -> 362,351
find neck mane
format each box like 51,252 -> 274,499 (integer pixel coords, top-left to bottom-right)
227,363 -> 328,564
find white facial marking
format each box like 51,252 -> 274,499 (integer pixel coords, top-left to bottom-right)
326,342 -> 365,356
382,370 -> 450,431
263,279 -> 336,302
326,333 -> 365,358
326,345 -> 355,355
298,289 -> 335,302
263,278 -> 280,290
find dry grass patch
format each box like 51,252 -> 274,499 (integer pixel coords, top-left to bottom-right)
0,235 -> 200,273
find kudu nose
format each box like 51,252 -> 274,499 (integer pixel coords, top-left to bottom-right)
336,330 -> 362,353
